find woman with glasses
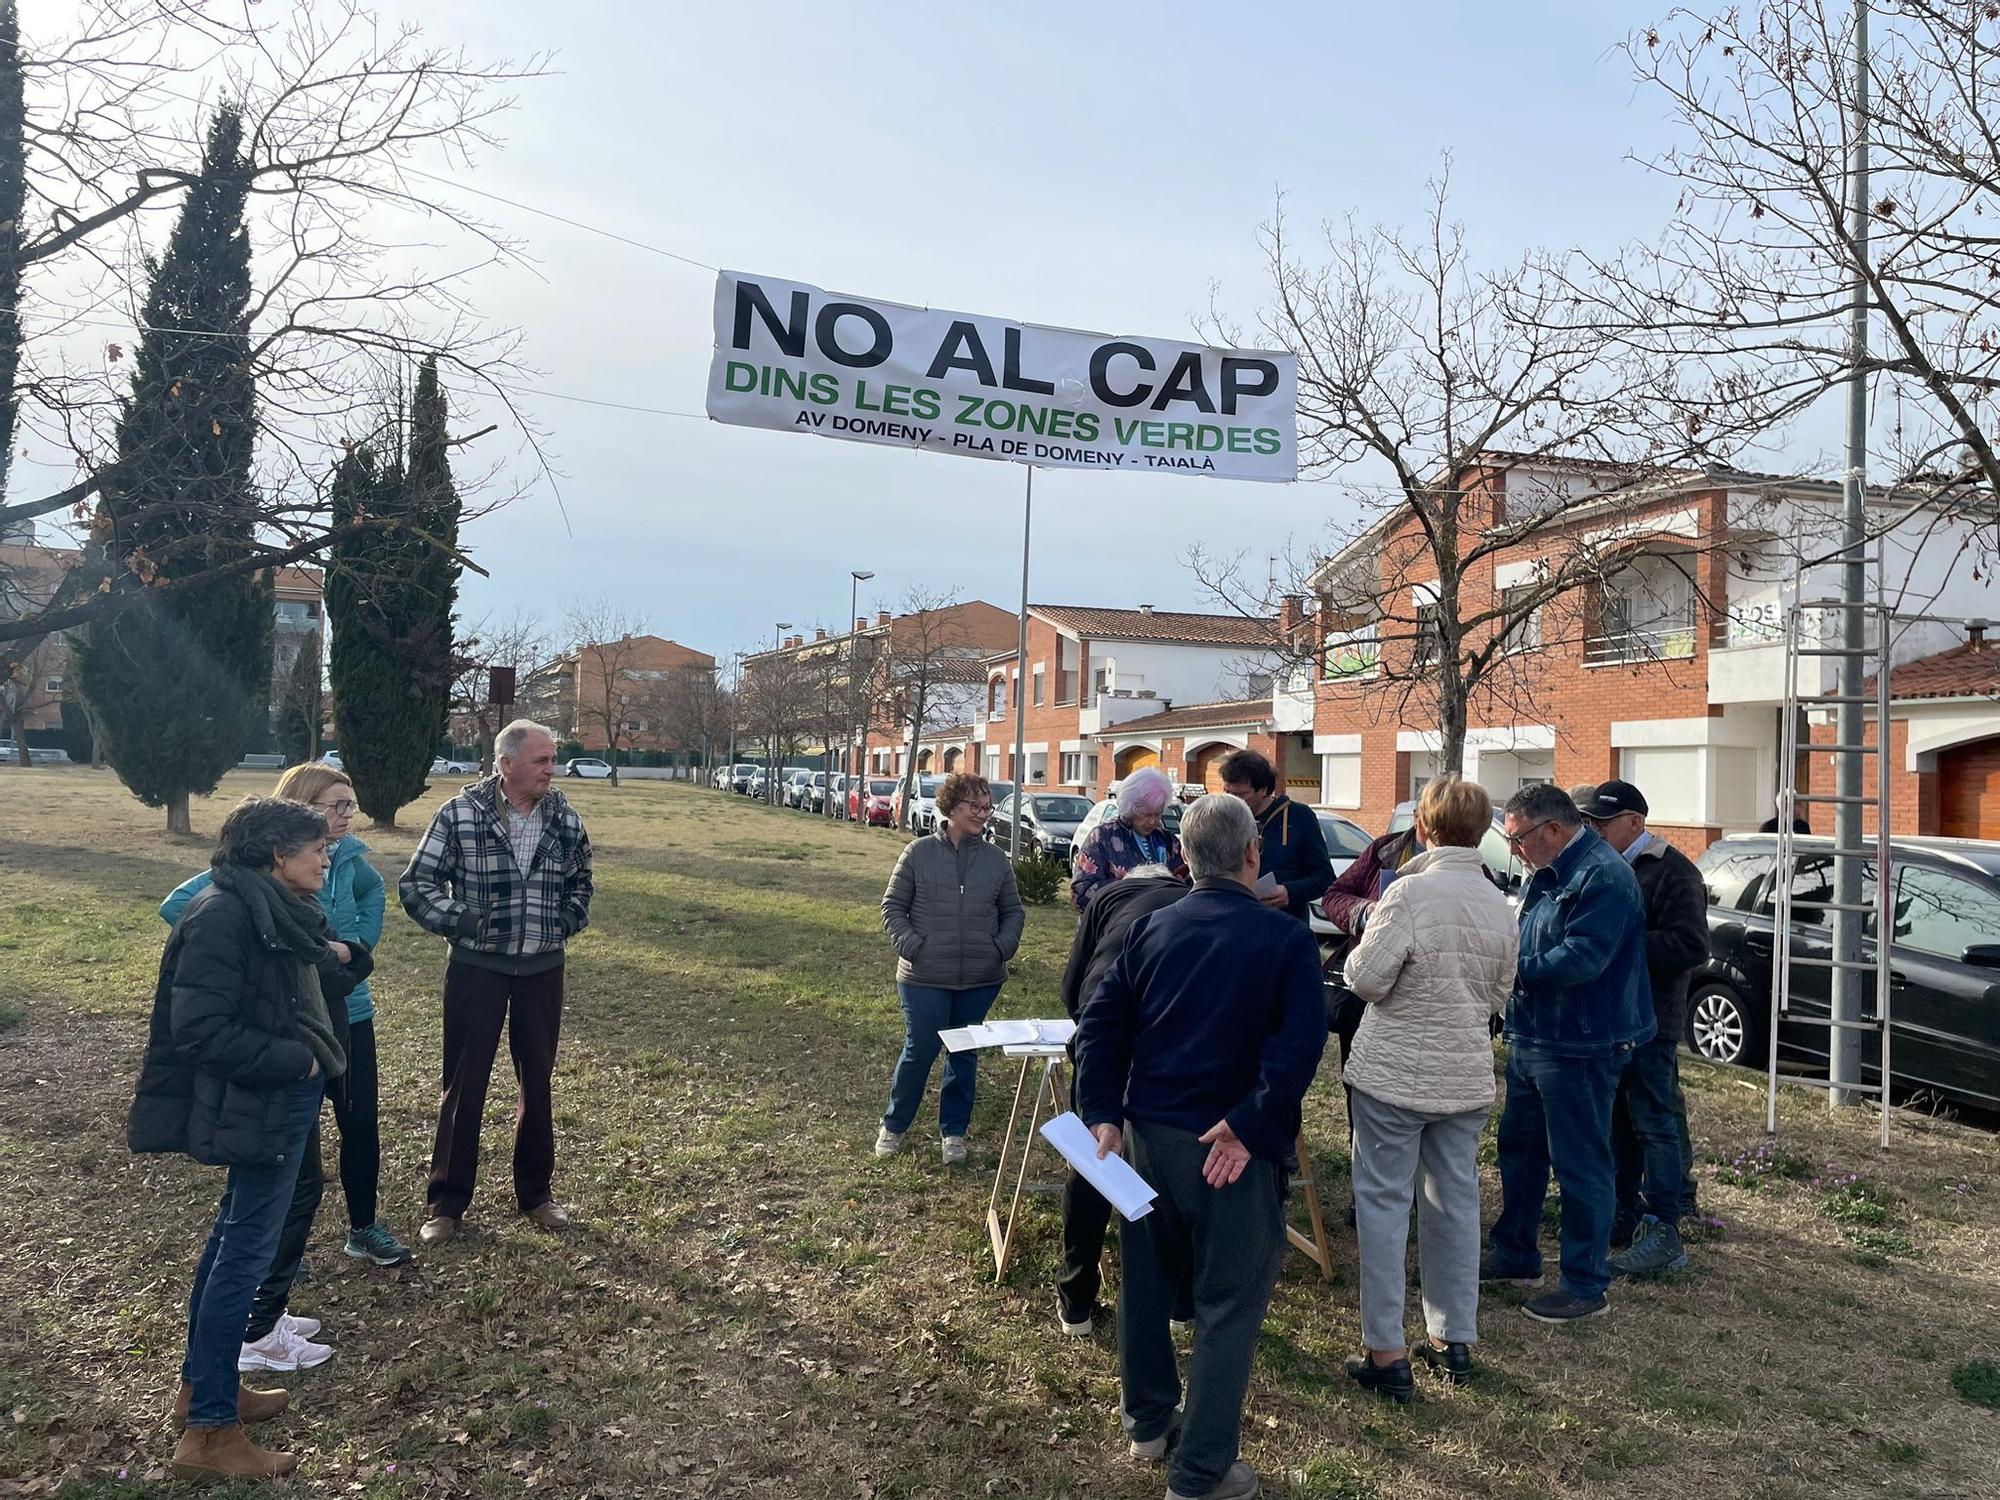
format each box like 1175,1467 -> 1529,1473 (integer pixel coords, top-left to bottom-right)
876,771 -> 1025,1165
1070,765 -> 1185,911
160,763 -> 408,1368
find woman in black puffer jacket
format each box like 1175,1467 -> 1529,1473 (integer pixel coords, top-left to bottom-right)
128,798 -> 371,1484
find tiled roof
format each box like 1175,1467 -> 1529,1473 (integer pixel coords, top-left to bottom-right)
920,722 -> 972,741
1031,605 -> 1275,647
1869,638 -> 2000,701
1099,697 -> 1272,735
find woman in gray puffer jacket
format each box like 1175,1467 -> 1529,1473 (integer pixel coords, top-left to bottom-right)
876,771 -> 1024,1165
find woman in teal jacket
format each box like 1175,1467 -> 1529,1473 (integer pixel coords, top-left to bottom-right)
162,764 -> 411,1318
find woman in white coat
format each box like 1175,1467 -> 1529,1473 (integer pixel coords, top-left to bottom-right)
1338,775 -> 1518,1400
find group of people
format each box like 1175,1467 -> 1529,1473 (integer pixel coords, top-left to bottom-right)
127,719 -> 594,1483
875,755 -> 1708,1500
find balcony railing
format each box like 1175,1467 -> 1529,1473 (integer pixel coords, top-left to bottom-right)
1583,622 -> 1698,665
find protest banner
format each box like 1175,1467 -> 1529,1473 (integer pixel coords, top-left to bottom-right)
706,271 -> 1297,482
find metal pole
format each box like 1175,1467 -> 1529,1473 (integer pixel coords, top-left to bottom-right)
1010,466 -> 1032,863
846,570 -> 872,820
1831,0 -> 1871,1108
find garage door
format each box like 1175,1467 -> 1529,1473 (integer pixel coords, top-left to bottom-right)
1116,746 -> 1158,777
1188,744 -> 1230,793
1940,738 -> 2000,840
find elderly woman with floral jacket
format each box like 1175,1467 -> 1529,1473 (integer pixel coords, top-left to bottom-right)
1069,766 -> 1186,910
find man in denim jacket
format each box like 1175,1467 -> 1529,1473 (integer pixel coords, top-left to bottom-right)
1482,784 -> 1653,1322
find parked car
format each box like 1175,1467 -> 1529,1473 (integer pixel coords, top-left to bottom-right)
800,770 -> 832,813
566,757 -> 613,779
320,749 -> 343,771
430,756 -> 474,776
992,792 -> 1096,865
849,776 -> 900,827
0,740 -> 67,766
1386,798 -> 1526,897
780,768 -> 815,808
726,762 -> 759,795
1687,833 -> 2000,1111
896,774 -> 944,833
1068,796 -> 1185,877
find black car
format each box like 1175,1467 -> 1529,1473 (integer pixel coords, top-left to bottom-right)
1691,833 -> 2000,1110
991,792 -> 1095,865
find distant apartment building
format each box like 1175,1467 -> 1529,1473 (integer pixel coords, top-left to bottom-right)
553,634 -> 717,754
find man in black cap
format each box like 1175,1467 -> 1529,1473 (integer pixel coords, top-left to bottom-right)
1575,780 -> 1708,1277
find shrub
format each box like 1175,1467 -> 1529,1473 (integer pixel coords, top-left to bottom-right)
1013,856 -> 1065,906
1950,1357 -> 2000,1409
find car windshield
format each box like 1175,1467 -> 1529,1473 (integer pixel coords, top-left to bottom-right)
1032,795 -> 1094,821
919,777 -> 941,794
868,780 -> 897,795
1316,815 -> 1374,858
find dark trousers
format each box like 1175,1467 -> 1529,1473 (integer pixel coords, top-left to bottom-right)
1120,1119 -> 1286,1498
427,960 -> 565,1219
1489,1042 -> 1626,1302
331,1016 -> 381,1229
1613,1034 -> 1697,1223
244,1115 -> 322,1343
181,1077 -> 321,1425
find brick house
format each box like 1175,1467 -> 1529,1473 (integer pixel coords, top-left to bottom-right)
745,600 -> 1017,772
565,634 -> 717,754
1305,460 -> 1997,854
970,605 -> 1279,797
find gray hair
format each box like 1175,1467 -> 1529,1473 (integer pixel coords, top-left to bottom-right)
1180,792 -> 1257,880
1116,766 -> 1173,820
1505,782 -> 1582,830
496,718 -> 557,761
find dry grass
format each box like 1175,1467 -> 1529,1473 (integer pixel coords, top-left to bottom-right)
2,767 -> 1999,1498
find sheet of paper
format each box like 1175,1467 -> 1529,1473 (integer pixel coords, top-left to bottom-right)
1040,1112 -> 1156,1221
1253,871 -> 1281,898
939,1018 -> 1076,1052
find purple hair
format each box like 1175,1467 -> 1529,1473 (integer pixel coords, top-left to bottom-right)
1117,766 -> 1173,820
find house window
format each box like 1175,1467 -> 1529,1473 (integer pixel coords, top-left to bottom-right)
1414,605 -> 1442,666
1321,622 -> 1379,680
44,676 -> 63,694
990,679 -> 1006,717
1060,751 -> 1085,784
1321,753 -> 1362,809
1499,584 -> 1541,652
1032,667 -> 1045,708
1085,752 -> 1099,785
1590,550 -> 1697,664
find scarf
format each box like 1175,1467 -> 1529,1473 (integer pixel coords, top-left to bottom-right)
211,862 -> 347,1080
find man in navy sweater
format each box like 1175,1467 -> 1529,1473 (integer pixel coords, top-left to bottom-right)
1218,748 -> 1333,924
1076,794 -> 1326,1500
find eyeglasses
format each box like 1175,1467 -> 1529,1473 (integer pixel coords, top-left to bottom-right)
964,802 -> 995,816
1505,818 -> 1557,849
316,799 -> 357,816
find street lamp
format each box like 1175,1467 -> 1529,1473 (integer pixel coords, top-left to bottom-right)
767,621 -> 792,804
846,571 -> 874,820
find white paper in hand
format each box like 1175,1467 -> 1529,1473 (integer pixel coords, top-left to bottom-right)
1253,871 -> 1282,899
1040,1112 -> 1156,1221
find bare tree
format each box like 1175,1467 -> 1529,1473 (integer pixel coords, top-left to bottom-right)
1194,173 -> 1733,775
1590,2 -> 2000,564
649,658 -> 727,786
737,649 -> 817,804
0,0 -> 549,671
874,588 -> 984,809
562,596 -> 646,788
0,635 -> 56,763
451,607 -> 551,772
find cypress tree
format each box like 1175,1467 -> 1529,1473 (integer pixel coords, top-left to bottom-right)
73,107 -> 269,833
326,367 -> 458,825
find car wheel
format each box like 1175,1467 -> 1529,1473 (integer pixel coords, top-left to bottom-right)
1686,981 -> 1762,1068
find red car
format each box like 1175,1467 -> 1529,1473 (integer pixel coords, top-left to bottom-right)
849,777 -> 899,827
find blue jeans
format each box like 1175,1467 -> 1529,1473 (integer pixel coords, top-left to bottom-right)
882,982 -> 1001,1137
1613,1034 -> 1689,1224
179,1075 -> 323,1426
1488,1041 -> 1626,1302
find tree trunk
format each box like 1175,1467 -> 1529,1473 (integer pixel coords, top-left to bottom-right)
609,737 -> 620,787
373,810 -> 398,830
166,790 -> 191,834
1436,666 -> 1468,780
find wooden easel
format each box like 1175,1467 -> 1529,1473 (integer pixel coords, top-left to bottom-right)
1285,1128 -> 1334,1279
985,1043 -> 1071,1281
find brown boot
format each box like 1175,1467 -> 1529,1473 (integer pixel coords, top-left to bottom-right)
168,1422 -> 299,1482
172,1381 -> 292,1426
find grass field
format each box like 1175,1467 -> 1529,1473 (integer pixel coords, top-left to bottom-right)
2,768 -> 1999,1499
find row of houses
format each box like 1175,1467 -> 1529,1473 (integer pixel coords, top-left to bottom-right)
749,457 -> 1998,853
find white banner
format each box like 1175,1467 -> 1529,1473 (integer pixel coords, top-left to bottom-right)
705,271 -> 1297,482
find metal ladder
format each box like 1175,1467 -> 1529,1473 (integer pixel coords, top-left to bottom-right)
1769,598 -> 1894,1148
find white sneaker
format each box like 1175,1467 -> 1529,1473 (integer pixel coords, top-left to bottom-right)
873,1126 -> 905,1157
941,1135 -> 968,1165
280,1312 -> 321,1338
238,1326 -> 333,1373
1058,1309 -> 1093,1337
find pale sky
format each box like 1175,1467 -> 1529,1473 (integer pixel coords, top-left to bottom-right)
26,1 -> 1767,663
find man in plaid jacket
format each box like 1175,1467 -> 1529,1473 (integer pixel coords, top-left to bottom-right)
399,719 -> 593,1243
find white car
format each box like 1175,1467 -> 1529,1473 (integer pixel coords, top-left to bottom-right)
430,757 -> 474,776
320,750 -> 343,771
565,757 -> 614,779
